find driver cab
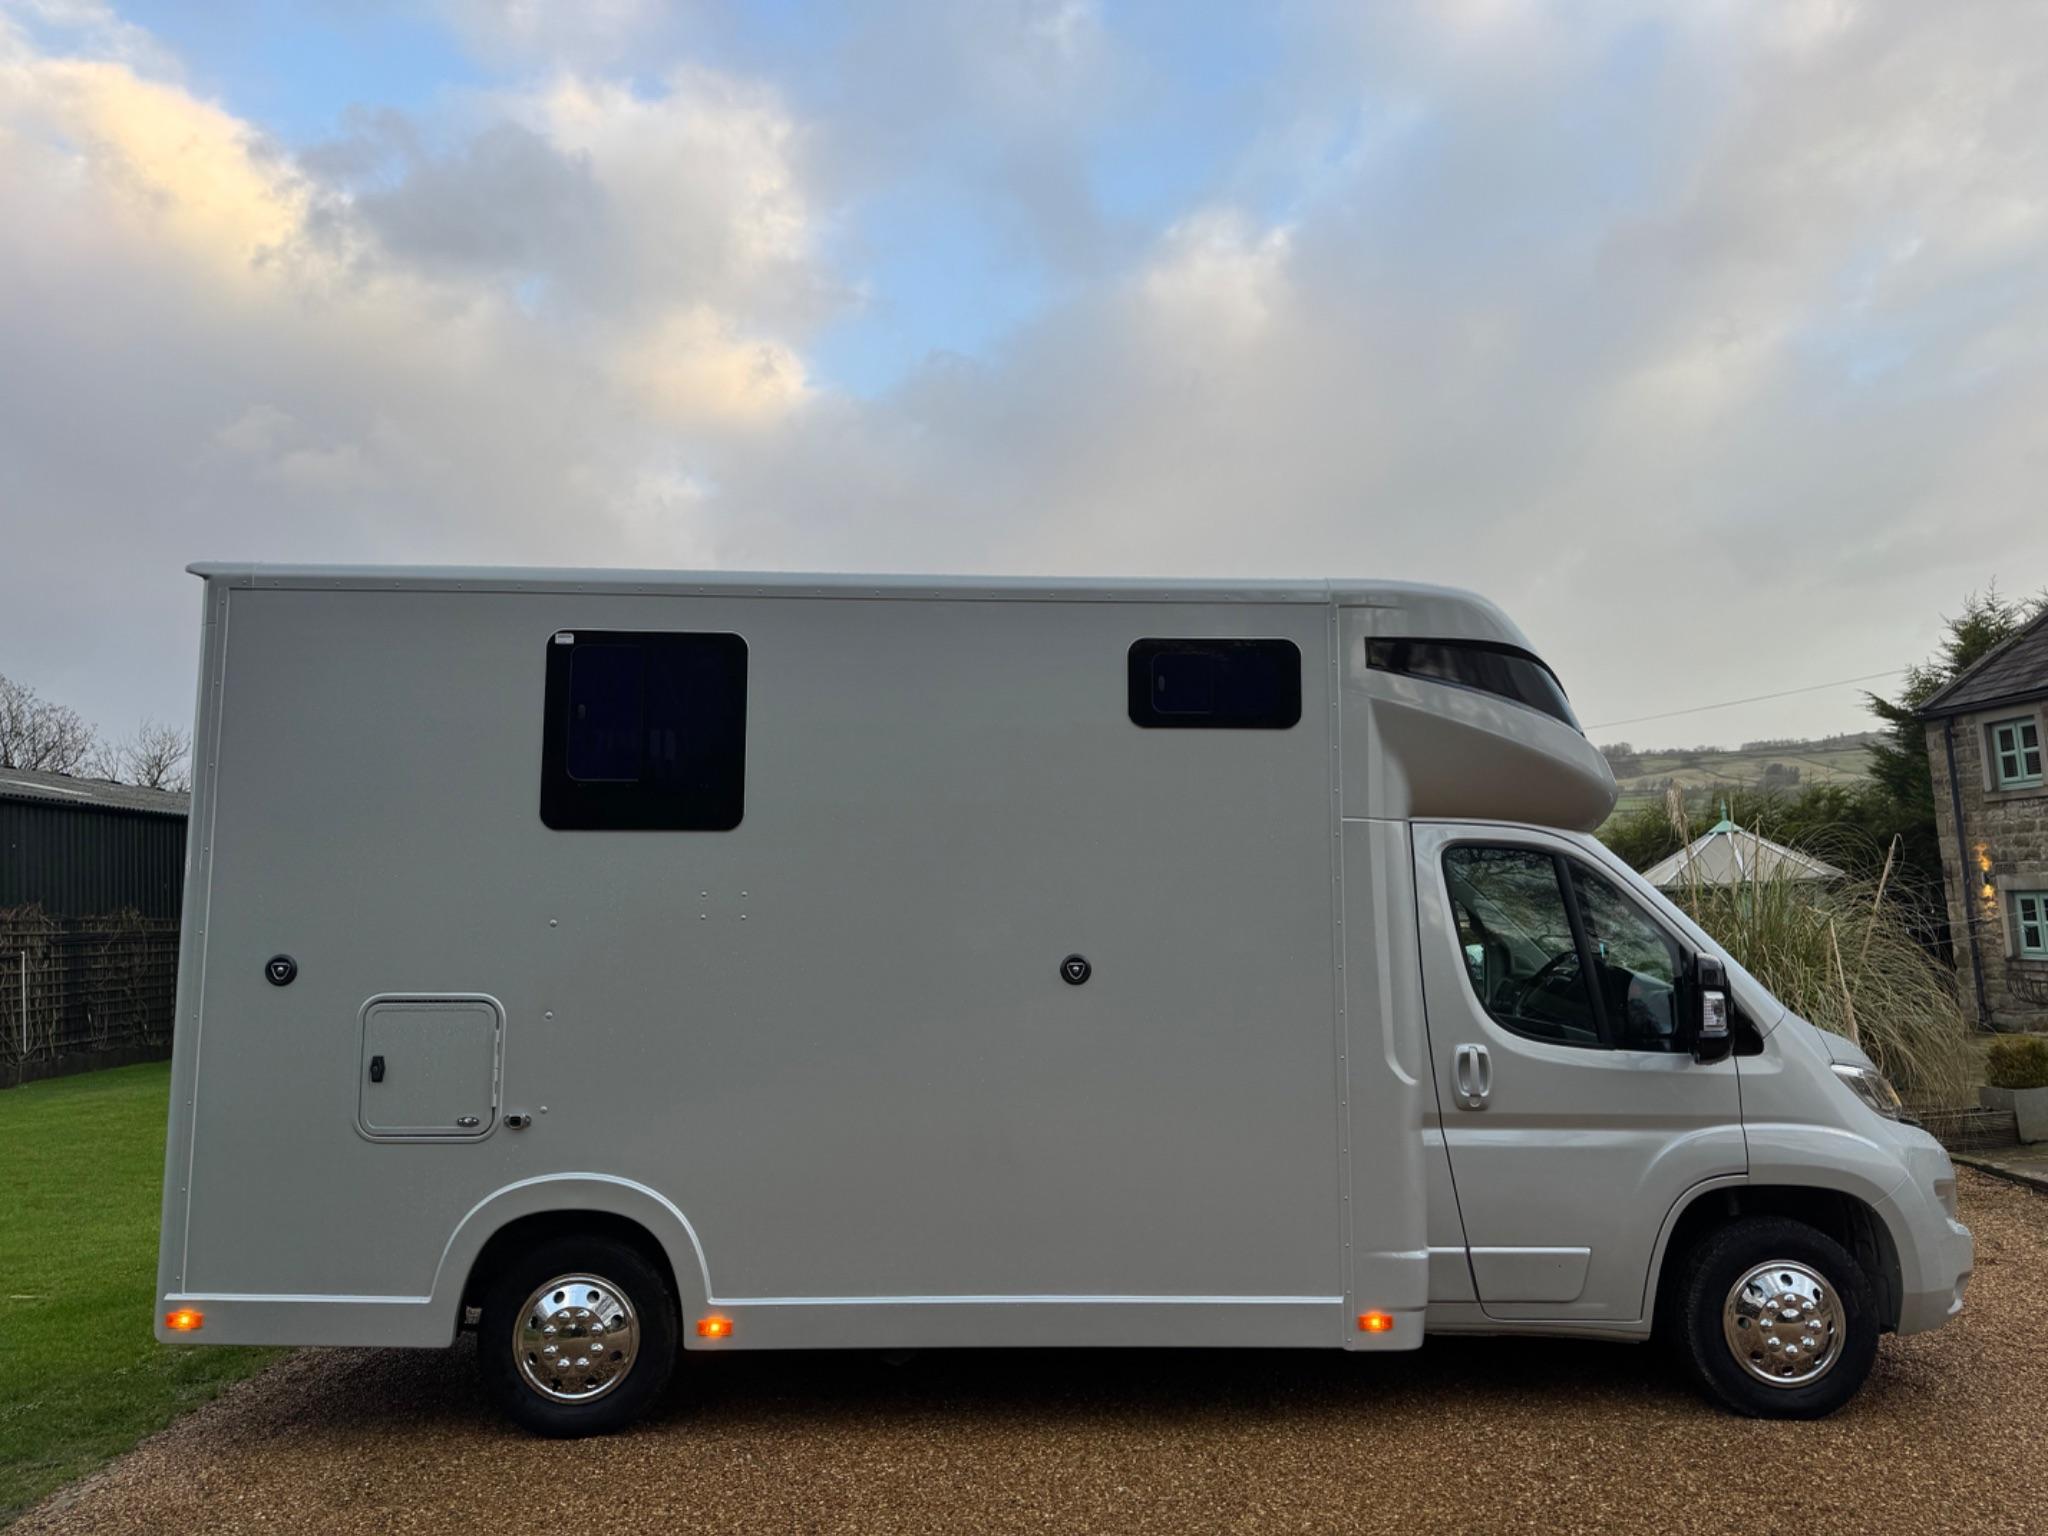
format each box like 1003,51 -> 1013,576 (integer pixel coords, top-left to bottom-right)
1415,823 -> 1744,1323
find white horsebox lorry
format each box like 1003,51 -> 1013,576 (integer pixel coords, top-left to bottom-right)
156,565 -> 1971,1433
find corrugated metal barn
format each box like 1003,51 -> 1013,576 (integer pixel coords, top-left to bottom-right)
1,768 -> 189,1084
0,767 -> 188,920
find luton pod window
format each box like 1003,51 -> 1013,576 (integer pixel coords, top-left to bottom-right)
1127,638 -> 1302,729
540,630 -> 749,831
1365,637 -> 1580,731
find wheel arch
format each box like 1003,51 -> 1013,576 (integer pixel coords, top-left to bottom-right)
431,1174 -> 712,1333
1646,1178 -> 1904,1336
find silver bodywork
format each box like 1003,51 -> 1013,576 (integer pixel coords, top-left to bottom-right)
156,566 -> 1969,1358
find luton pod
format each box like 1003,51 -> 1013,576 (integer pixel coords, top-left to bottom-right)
155,565 -> 1971,1434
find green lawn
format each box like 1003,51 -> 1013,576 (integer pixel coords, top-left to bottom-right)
0,1063 -> 281,1525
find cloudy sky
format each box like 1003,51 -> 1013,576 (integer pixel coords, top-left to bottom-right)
2,0 -> 2044,752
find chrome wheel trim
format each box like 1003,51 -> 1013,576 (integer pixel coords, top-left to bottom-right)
513,1273 -> 641,1404
1722,1259 -> 1843,1388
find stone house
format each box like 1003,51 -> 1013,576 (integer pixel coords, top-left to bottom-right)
1920,611 -> 2048,1033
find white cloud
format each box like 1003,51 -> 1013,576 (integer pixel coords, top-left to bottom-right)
0,9 -> 831,724
1141,211 -> 1295,346
2,0 -> 2046,752
1,48 -> 309,277
618,304 -> 810,425
518,68 -> 822,321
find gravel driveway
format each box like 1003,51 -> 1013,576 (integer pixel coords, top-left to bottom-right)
18,1170 -> 2048,1535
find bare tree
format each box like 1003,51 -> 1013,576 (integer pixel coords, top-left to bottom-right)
121,719 -> 192,792
84,717 -> 193,790
84,734 -> 124,782
0,673 -> 97,774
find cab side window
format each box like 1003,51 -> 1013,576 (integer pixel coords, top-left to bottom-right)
1445,846 -> 1691,1053
1567,862 -> 1686,1053
1443,847 -> 1602,1047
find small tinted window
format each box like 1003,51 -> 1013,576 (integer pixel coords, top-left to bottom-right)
1443,847 -> 1601,1047
1568,862 -> 1685,1052
1128,639 -> 1301,729
541,630 -> 748,830
1365,638 -> 1578,729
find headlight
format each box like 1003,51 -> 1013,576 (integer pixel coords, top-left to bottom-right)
1831,1063 -> 1904,1120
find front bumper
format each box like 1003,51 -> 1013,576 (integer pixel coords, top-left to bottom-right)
1894,1211 -> 1973,1334
1880,1137 -> 1973,1335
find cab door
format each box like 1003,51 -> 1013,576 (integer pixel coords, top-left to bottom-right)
1412,823 -> 1744,1323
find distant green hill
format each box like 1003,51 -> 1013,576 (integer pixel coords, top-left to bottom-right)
1599,731 -> 1881,816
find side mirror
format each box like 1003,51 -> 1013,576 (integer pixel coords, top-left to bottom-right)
1691,955 -> 1733,1063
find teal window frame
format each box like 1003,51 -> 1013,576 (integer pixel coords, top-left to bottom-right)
1989,715 -> 2044,790
2018,892 -> 2048,960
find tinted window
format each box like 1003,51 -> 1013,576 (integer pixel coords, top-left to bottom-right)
1568,862 -> 1685,1052
1127,639 -> 1301,729
540,630 -> 748,830
566,644 -> 646,781
1443,847 -> 1601,1047
1365,638 -> 1578,729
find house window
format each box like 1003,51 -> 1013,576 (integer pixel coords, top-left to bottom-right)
2018,892 -> 2048,960
540,630 -> 748,830
1989,716 -> 2044,789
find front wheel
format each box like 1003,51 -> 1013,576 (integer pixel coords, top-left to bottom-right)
1677,1215 -> 1879,1419
479,1234 -> 678,1436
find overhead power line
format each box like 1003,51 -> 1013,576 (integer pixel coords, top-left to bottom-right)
1586,668 -> 1911,733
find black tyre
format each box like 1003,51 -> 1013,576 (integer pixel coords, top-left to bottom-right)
1677,1215 -> 1878,1419
479,1234 -> 678,1436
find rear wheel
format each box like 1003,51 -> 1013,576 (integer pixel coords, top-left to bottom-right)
1677,1215 -> 1878,1419
479,1234 -> 677,1436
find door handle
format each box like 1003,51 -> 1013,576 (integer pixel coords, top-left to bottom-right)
1453,1043 -> 1491,1110
368,1054 -> 385,1084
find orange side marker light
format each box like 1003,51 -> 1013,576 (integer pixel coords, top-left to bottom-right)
165,1308 -> 205,1332
1357,1311 -> 1394,1334
696,1315 -> 734,1339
